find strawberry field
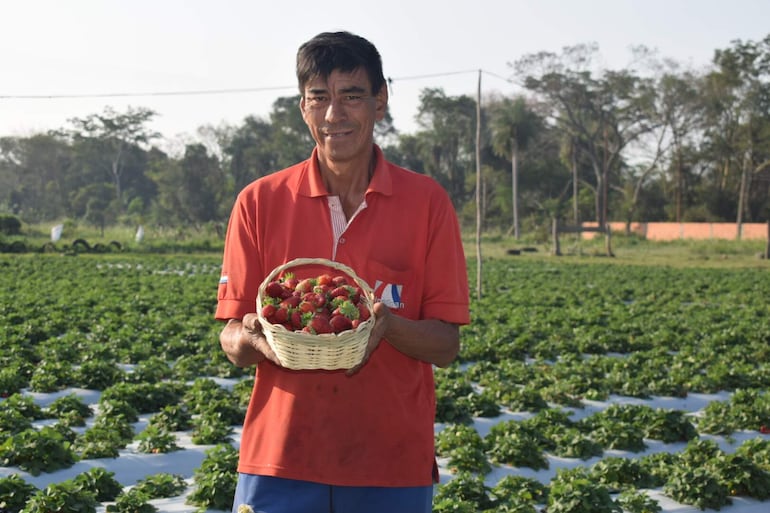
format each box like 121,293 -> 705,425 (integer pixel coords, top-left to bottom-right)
1,252 -> 770,512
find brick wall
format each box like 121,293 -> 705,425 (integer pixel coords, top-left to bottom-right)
581,222 -> 768,241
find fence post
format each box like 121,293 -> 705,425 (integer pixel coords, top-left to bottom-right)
552,218 -> 561,256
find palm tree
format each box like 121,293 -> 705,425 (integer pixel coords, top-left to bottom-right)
489,96 -> 542,238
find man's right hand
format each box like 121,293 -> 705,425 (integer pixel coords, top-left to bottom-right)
219,314 -> 282,368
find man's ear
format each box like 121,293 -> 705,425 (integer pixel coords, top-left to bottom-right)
375,85 -> 388,120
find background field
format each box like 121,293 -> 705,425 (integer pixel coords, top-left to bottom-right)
1,238 -> 770,512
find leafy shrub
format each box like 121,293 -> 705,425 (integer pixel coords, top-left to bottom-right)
45,393 -> 93,424
484,420 -> 549,470
589,456 -> 656,491
435,424 -> 491,474
0,214 -> 22,236
432,471 -> 496,510
106,488 -> 157,513
616,489 -> 662,513
0,473 -> 38,512
72,467 -> 123,502
21,480 -> 97,513
1,393 -> 45,421
28,360 -> 75,392
148,404 -> 193,432
186,443 -> 239,511
100,382 -> 184,414
0,426 -> 76,475
75,360 -> 125,390
664,466 -> 731,510
191,412 -> 233,445
491,474 -> 548,505
132,472 -> 187,499
135,425 -> 181,454
547,467 -> 621,513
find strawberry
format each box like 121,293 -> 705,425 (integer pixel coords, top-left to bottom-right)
261,304 -> 277,320
265,280 -> 286,299
332,300 -> 359,320
283,276 -> 299,291
308,313 -> 333,334
329,314 -> 353,333
280,295 -> 301,309
295,278 -> 316,294
332,275 -> 348,287
290,310 -> 305,330
317,274 -> 333,287
273,306 -> 289,324
298,300 -> 316,314
356,302 -> 371,321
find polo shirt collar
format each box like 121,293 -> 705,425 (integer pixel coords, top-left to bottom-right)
299,145 -> 393,198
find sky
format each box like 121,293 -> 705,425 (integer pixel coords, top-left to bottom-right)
2,0 -> 769,148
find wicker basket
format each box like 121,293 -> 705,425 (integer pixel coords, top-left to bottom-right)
256,258 -> 375,370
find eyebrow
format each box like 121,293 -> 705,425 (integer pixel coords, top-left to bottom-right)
305,85 -> 368,95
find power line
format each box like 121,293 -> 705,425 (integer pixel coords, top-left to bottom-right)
0,68 -> 514,101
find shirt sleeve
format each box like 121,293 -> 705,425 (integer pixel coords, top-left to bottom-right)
215,189 -> 265,321
421,185 -> 471,325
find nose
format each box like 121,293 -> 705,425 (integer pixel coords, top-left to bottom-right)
324,97 -> 347,123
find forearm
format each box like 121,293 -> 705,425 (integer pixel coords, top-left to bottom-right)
381,311 -> 460,368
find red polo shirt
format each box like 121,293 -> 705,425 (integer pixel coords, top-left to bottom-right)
216,145 -> 470,487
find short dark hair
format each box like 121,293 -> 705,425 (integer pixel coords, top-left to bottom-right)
296,31 -> 386,96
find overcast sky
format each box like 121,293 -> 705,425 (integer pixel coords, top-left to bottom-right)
2,0 -> 769,145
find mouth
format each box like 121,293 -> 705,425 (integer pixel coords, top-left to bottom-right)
323,128 -> 353,138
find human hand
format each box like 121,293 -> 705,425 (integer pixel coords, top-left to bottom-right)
240,313 -> 282,366
345,301 -> 389,376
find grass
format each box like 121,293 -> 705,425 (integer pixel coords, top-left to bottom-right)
6,221 -> 770,269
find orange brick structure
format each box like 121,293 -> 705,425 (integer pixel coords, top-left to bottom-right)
582,222 -> 768,241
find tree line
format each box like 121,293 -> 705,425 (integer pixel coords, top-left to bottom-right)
1,35 -> 769,238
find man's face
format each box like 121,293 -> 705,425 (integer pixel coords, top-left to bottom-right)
300,68 -> 387,166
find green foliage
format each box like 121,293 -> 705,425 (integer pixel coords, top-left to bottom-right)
72,467 -> 123,502
0,473 -> 38,512
0,214 -> 22,235
135,425 -> 181,454
106,488 -> 158,513
547,468 -> 621,513
21,480 -> 98,513
186,443 -> 239,511
435,423 -> 491,474
46,393 -> 93,424
0,426 -> 77,476
132,472 -> 187,499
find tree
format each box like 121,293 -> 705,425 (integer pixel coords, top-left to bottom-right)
413,88 -> 477,207
62,106 -> 159,211
488,95 -> 543,238
514,44 -> 658,226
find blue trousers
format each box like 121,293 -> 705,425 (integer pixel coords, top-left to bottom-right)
232,474 -> 433,513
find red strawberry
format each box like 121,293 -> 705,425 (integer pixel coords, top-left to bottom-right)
261,304 -> 277,320
332,275 -> 348,286
329,314 -> 353,333
357,302 -> 371,321
332,300 -> 359,320
265,281 -> 286,299
280,295 -> 301,309
330,286 -> 350,299
273,307 -> 289,324
290,310 -> 305,330
283,276 -> 299,291
317,274 -> 333,287
298,300 -> 316,314
295,278 -> 316,294
308,313 -> 333,334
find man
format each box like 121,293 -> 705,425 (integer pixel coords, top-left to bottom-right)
216,31 -> 470,513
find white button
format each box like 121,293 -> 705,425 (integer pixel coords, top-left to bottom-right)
339,237 -> 346,244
